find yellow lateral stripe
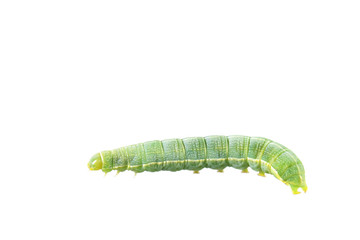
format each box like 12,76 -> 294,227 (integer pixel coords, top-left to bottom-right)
125,157 -> 284,182
246,158 -> 283,182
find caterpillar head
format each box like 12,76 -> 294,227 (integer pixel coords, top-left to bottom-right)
88,153 -> 102,171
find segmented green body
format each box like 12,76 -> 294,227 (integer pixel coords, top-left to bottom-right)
88,135 -> 307,194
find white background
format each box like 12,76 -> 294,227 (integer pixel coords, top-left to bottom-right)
1,1 -> 359,240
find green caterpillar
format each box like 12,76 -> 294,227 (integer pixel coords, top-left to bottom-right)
88,135 -> 307,194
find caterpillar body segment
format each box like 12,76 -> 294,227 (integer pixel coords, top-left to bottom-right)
88,135 -> 307,194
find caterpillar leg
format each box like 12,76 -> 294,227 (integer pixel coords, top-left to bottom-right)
241,168 -> 249,173
290,185 -> 301,194
258,171 -> 265,177
193,170 -> 200,174
217,169 -> 224,173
